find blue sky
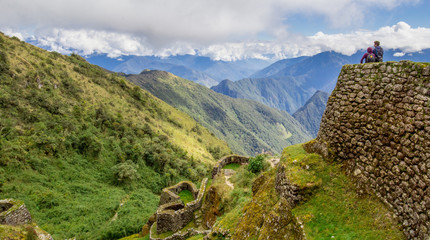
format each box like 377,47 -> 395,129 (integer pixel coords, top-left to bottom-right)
1,0 -> 429,60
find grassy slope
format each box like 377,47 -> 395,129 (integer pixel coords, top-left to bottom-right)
208,144 -> 403,239
283,144 -> 404,240
126,70 -> 312,155
0,33 -> 231,239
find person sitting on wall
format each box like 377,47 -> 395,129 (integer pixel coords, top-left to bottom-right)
360,47 -> 376,63
373,40 -> 384,62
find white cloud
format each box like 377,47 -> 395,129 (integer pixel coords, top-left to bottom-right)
10,22 -> 430,61
308,22 -> 430,56
394,52 -> 406,57
0,0 -> 421,47
2,28 -> 25,40
33,29 -> 153,58
0,1 -> 425,60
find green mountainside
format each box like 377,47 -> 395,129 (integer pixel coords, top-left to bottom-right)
0,33 -> 231,239
292,90 -> 329,137
126,70 -> 312,155
211,77 -> 309,114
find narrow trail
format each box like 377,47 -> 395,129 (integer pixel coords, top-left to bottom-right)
224,169 -> 235,189
110,195 -> 129,223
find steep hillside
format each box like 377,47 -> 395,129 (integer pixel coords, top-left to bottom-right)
292,90 -> 329,137
126,70 -> 312,155
211,51 -> 349,114
211,77 -> 310,114
205,144 -> 403,240
0,33 -> 231,239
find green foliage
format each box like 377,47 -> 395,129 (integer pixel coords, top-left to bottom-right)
0,50 -> 9,74
230,167 -> 256,190
0,32 -> 230,239
208,146 -> 224,160
112,160 -> 140,183
186,234 -> 204,240
247,155 -> 265,173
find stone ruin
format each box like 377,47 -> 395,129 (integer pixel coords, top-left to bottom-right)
150,178 -> 209,240
147,155 -> 250,240
310,61 -> 430,240
0,198 -> 53,240
0,199 -> 32,226
211,154 -> 249,178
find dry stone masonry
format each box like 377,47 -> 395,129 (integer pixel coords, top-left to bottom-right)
151,178 -> 208,239
0,199 -> 53,240
0,199 -> 32,226
312,61 -> 430,240
160,181 -> 199,206
211,155 -> 249,178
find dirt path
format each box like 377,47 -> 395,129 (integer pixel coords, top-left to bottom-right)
224,169 -> 235,189
110,195 -> 129,223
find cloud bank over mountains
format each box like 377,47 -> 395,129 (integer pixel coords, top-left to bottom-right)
1,0 -> 427,60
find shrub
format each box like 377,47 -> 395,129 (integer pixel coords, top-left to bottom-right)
0,51 -> 9,74
112,160 -> 140,183
247,155 -> 265,174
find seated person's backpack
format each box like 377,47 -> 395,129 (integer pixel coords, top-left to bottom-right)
366,53 -> 376,63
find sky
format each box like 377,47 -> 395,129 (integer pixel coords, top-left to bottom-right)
1,0 -> 430,61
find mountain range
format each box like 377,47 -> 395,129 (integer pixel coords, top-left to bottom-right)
125,70 -> 312,155
212,49 -> 430,113
86,54 -> 274,87
87,49 -> 430,138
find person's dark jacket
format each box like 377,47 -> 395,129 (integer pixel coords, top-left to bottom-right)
373,46 -> 383,62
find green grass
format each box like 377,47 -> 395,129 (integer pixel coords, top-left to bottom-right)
119,233 -> 149,240
222,163 -> 241,171
281,144 -> 404,240
150,223 -> 173,239
0,32 -> 231,239
179,190 -> 195,205
186,234 -> 204,239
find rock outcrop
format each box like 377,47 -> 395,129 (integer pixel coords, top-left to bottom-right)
0,199 -> 32,226
311,61 -> 430,240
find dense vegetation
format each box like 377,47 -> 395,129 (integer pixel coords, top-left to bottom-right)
0,32 -> 231,239
126,70 -> 311,155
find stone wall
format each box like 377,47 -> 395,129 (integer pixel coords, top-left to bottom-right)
160,181 -> 199,205
313,61 -> 430,240
211,155 -> 249,178
149,222 -> 210,240
0,199 -> 32,226
156,178 -> 208,234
